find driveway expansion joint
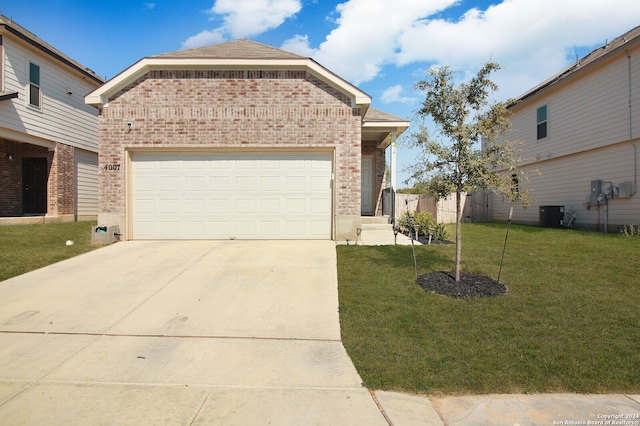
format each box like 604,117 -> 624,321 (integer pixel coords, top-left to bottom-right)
0,330 -> 342,343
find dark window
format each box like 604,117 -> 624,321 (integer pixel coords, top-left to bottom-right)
512,173 -> 520,198
29,62 -> 41,108
536,105 -> 547,140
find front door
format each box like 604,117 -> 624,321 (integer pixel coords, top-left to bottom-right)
23,158 -> 48,214
361,157 -> 373,215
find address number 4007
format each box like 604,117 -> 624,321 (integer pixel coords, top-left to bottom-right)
104,164 -> 120,171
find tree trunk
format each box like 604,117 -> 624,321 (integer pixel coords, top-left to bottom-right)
455,190 -> 462,281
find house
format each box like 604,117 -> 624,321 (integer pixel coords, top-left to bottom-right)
85,40 -> 409,240
489,25 -> 640,232
0,15 -> 104,224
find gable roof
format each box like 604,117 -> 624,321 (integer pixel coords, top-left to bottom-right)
153,39 -> 306,60
512,24 -> 640,106
85,39 -> 371,112
0,14 -> 104,85
363,108 -> 410,147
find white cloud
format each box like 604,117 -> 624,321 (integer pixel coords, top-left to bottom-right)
296,0 -> 640,97
182,0 -> 301,48
183,29 -> 226,49
144,2 -> 156,10
381,85 -> 417,104
308,0 -> 456,85
280,35 -> 317,57
396,0 -> 640,97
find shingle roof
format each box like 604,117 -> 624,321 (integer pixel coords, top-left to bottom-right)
363,108 -> 408,124
0,14 -> 104,84
153,39 -> 307,60
513,24 -> 640,105
86,39 -> 371,109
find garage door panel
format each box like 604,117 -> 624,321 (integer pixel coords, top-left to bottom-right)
260,198 -> 280,213
236,199 -> 256,214
135,176 -> 155,191
185,176 -> 205,191
159,159 -> 179,169
311,198 -> 331,213
159,220 -> 181,237
236,221 -> 257,236
159,176 -> 180,191
135,199 -> 155,214
260,176 -> 281,191
185,199 -> 205,213
286,198 -> 305,213
185,221 -> 205,236
210,176 -> 229,190
132,152 -> 331,240
286,176 -> 306,191
236,176 -> 256,191
210,221 -> 232,237
211,199 -> 230,213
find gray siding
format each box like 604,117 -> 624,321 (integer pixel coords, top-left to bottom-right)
75,149 -> 98,217
0,37 -> 99,152
493,40 -> 640,230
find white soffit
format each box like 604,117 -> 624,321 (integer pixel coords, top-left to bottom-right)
85,57 -> 371,109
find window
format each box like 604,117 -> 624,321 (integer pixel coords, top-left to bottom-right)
536,105 -> 548,140
28,62 -> 41,108
511,173 -> 520,199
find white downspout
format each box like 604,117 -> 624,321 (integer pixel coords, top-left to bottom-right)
390,134 -> 397,225
391,135 -> 397,191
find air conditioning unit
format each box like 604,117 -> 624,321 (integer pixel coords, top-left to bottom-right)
539,206 -> 564,228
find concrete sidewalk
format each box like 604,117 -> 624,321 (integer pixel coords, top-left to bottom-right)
0,240 -> 638,425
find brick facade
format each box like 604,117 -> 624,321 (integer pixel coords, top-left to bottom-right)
98,70 -> 363,226
48,143 -> 75,216
0,139 -> 51,217
0,139 -> 77,218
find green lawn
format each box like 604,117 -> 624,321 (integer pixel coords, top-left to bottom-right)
0,221 -> 100,282
337,223 -> 640,396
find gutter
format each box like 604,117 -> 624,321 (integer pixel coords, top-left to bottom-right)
509,25 -> 640,108
0,18 -> 104,85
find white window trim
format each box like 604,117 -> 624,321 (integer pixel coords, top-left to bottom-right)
27,59 -> 42,110
536,103 -> 549,140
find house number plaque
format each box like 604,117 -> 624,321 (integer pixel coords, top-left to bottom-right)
104,164 -> 121,171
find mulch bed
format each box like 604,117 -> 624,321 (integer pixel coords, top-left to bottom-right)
417,271 -> 507,299
400,231 -> 453,245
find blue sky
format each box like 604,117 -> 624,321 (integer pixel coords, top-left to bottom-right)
3,0 -> 640,185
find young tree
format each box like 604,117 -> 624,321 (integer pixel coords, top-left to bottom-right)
409,62 -> 529,282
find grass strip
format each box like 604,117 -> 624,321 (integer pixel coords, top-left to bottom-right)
337,223 -> 640,395
0,221 -> 100,282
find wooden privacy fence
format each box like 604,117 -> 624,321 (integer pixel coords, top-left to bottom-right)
384,190 -> 491,223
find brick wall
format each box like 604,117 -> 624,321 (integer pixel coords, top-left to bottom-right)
98,70 -> 362,218
48,143 -> 75,215
0,139 -> 50,217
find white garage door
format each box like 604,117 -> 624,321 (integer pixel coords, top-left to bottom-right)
131,152 -> 332,240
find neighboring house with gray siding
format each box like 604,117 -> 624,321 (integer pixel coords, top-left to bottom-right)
489,25 -> 640,231
0,15 -> 103,223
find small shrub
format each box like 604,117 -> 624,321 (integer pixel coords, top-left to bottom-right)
396,211 -> 448,240
619,223 -> 640,237
431,222 -> 449,241
398,211 -> 435,233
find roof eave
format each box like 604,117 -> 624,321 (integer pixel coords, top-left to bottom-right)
0,18 -> 104,85
510,26 -> 640,108
85,57 -> 372,110
362,121 -> 410,148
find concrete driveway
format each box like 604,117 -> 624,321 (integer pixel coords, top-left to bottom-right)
0,241 -> 392,425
